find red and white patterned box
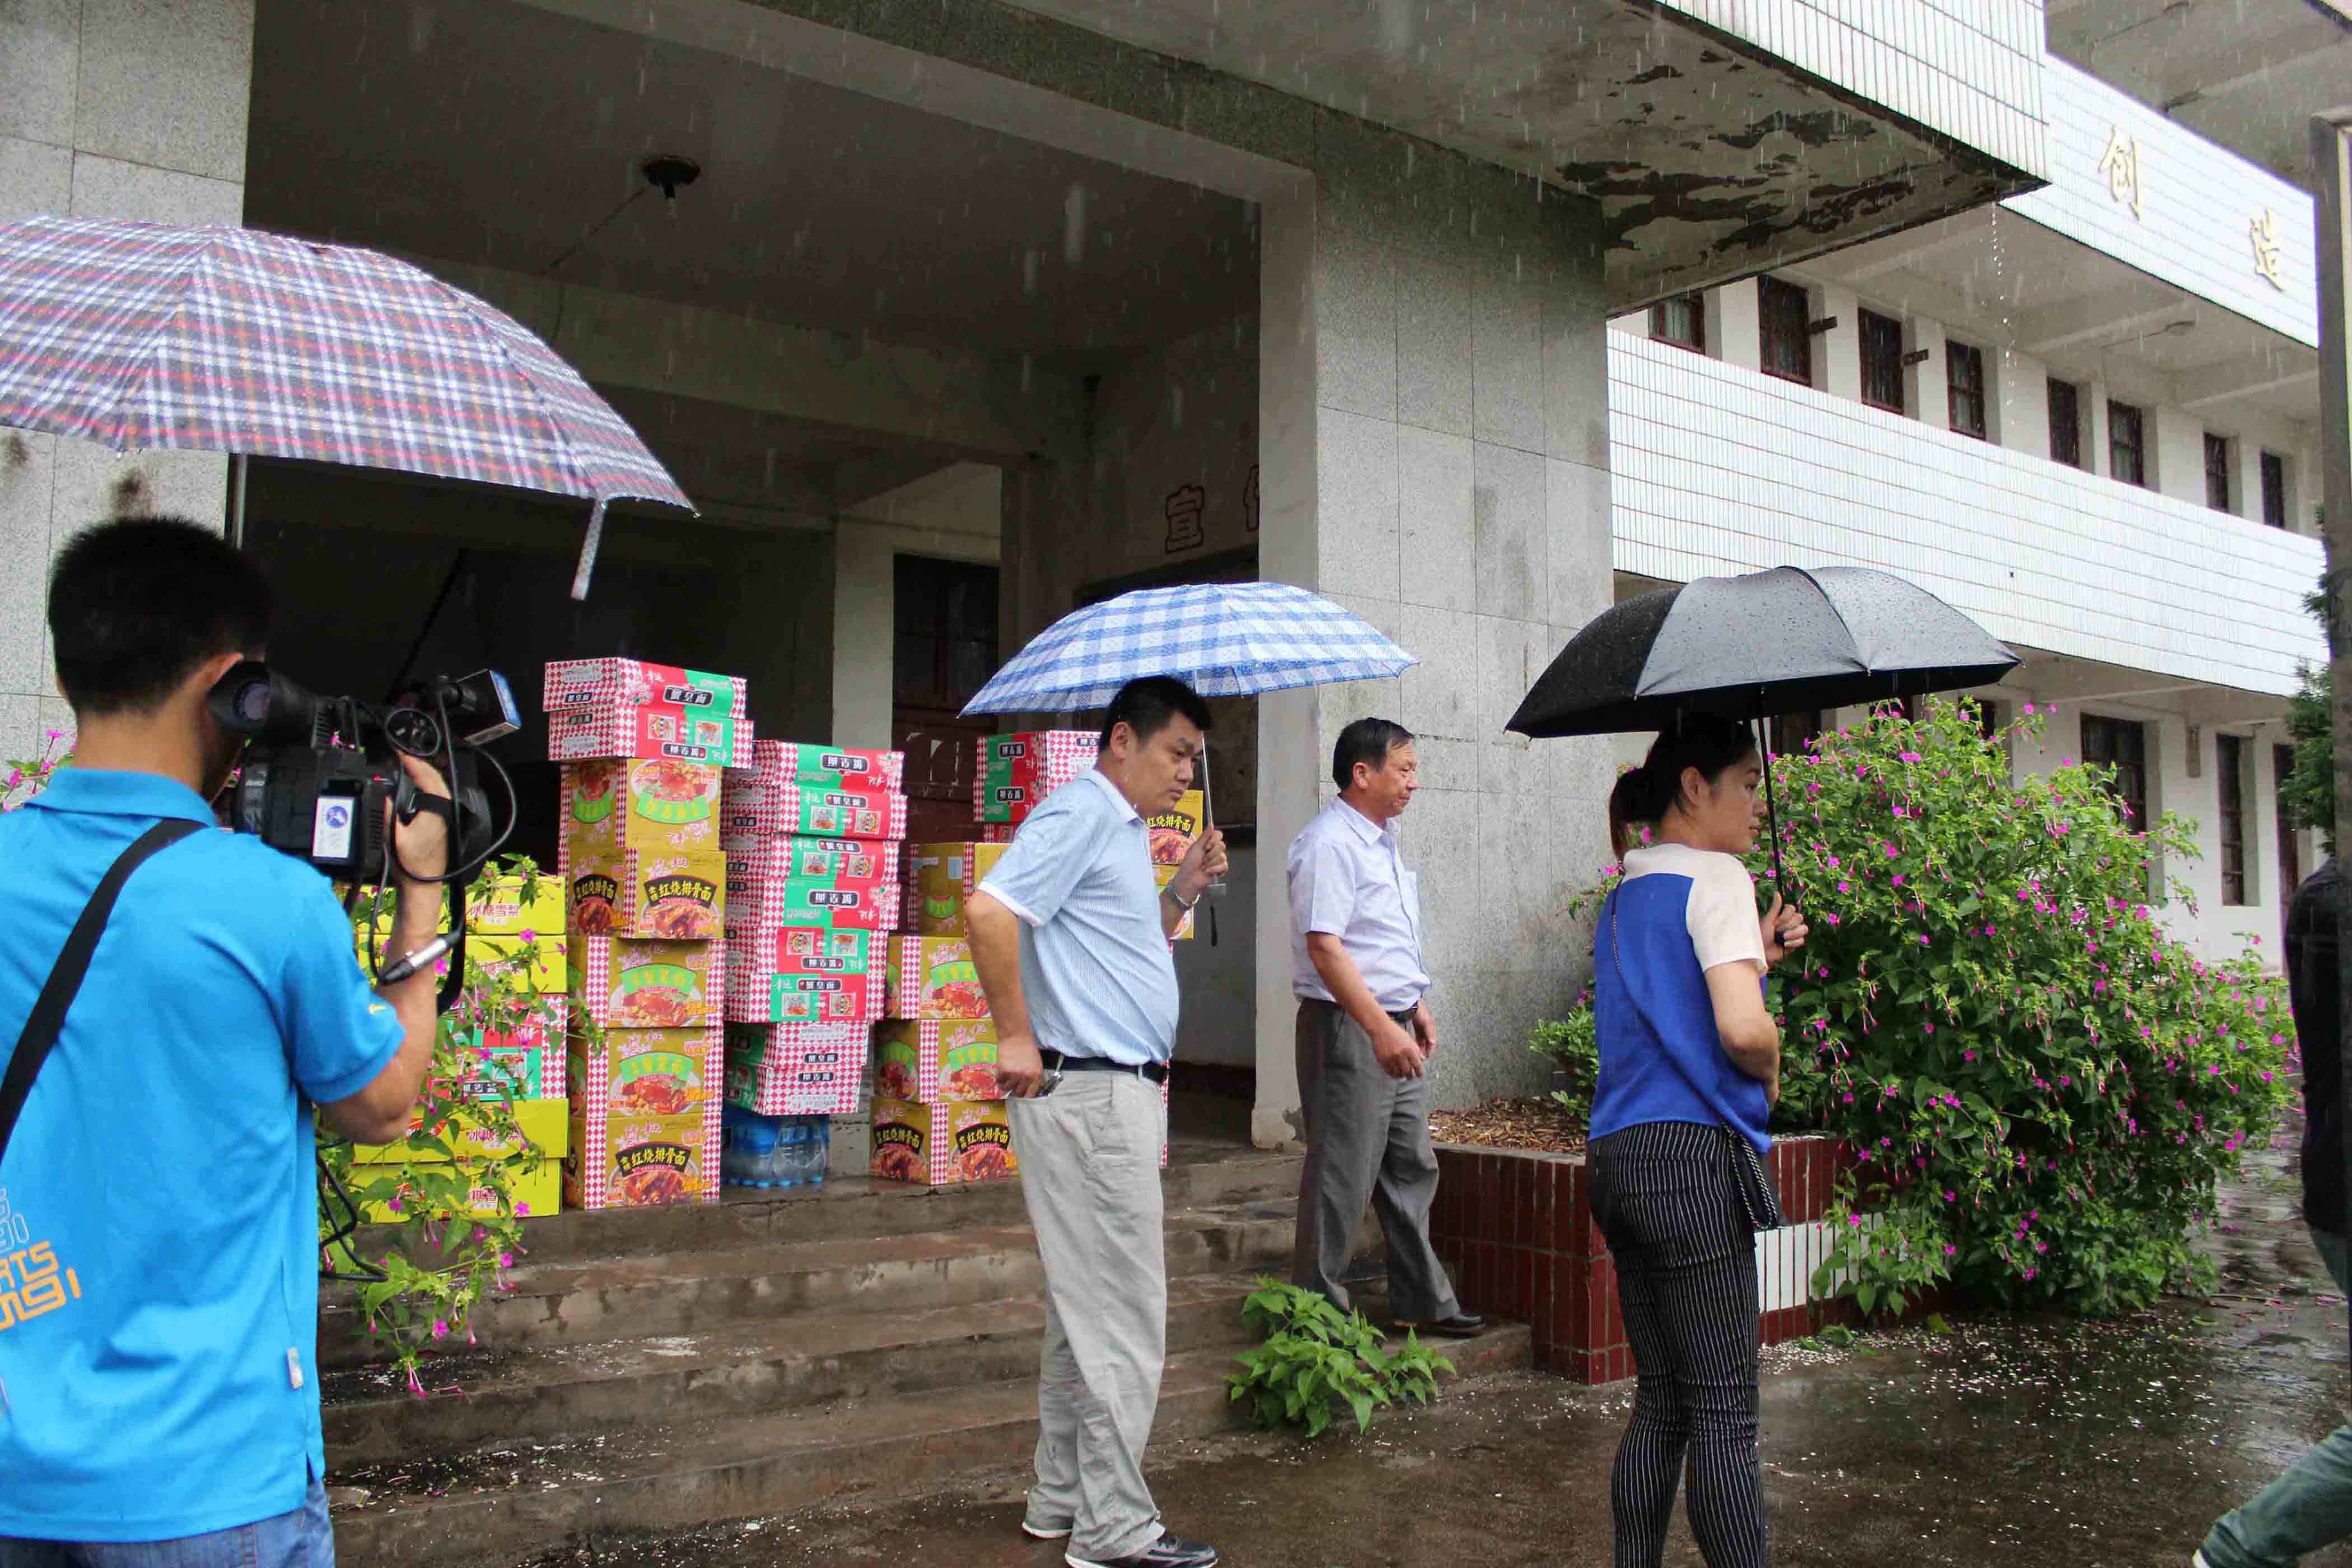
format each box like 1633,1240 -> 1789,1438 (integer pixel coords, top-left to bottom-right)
979,823 -> 1018,844
724,1023 -> 865,1115
547,702 -> 754,768
725,933 -> 888,1024
571,936 -> 724,1031
869,1095 -> 1016,1186
973,731 -> 1095,823
722,743 -> 907,841
563,1019 -> 722,1210
744,741 -> 906,790
719,833 -> 902,886
884,935 -> 989,1020
724,876 -> 903,936
542,659 -> 747,715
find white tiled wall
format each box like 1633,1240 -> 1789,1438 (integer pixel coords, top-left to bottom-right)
1660,0 -> 2048,181
1609,337 -> 2325,698
2003,59 -> 2317,347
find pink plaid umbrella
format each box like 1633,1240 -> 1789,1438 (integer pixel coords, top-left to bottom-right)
0,214 -> 692,599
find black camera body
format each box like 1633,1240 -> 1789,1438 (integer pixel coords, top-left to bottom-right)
208,662 -> 518,884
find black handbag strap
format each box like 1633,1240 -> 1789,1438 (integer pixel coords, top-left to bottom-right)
0,819 -> 203,1169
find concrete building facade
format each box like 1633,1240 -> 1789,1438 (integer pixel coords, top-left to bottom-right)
16,0 -> 2291,1157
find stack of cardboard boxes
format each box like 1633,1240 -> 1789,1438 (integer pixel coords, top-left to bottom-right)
869,732 -> 1199,1186
718,741 -> 908,1180
550,659 -> 748,1210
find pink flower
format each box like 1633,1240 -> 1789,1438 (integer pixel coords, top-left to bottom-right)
431,1319 -> 449,1340
1826,913 -> 1842,926
1923,1021 -> 1935,1034
1945,1244 -> 1959,1256
2023,703 -> 2037,714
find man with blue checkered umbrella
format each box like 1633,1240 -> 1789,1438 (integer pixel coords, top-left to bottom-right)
958,586 -> 1415,1568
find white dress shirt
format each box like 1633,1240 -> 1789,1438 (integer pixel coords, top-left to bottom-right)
1288,795 -> 1432,1014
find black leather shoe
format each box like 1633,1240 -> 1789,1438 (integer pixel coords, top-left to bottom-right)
1413,1312 -> 1488,1338
1066,1531 -> 1221,1568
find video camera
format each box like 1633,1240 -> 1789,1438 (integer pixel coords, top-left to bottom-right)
206,662 -> 521,888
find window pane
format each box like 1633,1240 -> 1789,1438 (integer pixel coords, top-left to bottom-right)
2262,452 -> 2288,528
1859,310 -> 1905,412
1650,293 -> 1705,352
2082,715 -> 2149,829
2205,433 -> 2233,512
2108,402 -> 2145,488
1768,710 -> 1822,756
1947,343 -> 1986,438
1760,278 -> 1812,385
2047,379 -> 2082,468
2218,734 -> 2248,904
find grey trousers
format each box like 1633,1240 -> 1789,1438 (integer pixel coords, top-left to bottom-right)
1291,998 -> 1461,1323
1007,1070 -> 1169,1562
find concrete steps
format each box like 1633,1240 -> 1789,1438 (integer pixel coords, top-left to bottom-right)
321,1145 -> 1532,1565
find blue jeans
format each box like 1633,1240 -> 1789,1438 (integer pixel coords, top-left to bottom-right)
0,1481 -> 333,1568
2203,1231 -> 2352,1568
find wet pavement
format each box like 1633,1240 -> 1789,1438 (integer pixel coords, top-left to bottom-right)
517,1141 -> 2352,1567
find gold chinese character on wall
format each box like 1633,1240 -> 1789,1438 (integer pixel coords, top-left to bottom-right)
2250,207 -> 2286,290
2098,125 -> 2144,218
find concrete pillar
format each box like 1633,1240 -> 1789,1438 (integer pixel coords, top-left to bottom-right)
1718,281 -> 1763,374
1249,165 -> 1616,1146
1818,283 -> 1861,404
1,0 -> 254,758
1907,316 -> 1950,431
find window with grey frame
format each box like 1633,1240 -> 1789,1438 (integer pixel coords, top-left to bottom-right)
2217,732 -> 2250,905
2047,378 -> 2083,468
1649,292 -> 1705,354
1859,309 -> 1905,413
1758,277 -> 1813,386
2081,714 -> 2149,832
1947,340 -> 1988,439
2108,401 -> 2148,488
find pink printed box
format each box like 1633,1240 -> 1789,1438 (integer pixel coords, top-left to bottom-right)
722,742 -> 908,841
718,833 -> 902,886
725,930 -> 888,1025
723,874 -> 903,936
542,659 -> 746,715
974,731 -> 1094,824
547,702 -> 754,768
571,936 -> 724,1032
724,1023 -> 866,1115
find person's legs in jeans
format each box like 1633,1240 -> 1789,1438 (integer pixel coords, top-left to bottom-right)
1593,1128 -> 1766,1568
2201,1229 -> 2352,1567
0,1479 -> 335,1568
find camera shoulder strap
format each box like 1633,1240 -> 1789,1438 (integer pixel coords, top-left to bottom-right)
0,819 -> 203,1170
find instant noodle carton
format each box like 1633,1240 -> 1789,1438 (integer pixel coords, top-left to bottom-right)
726,928 -> 887,1024
543,658 -> 746,716
725,1023 -> 865,1115
722,869 -> 900,935
353,1094 -> 570,1163
885,936 -> 988,1020
868,1095 -> 1016,1185
547,701 -> 752,768
567,844 -> 727,941
564,1023 -> 723,1210
1156,866 -> 1196,942
904,842 -> 1010,936
571,936 -> 724,1031
720,833 -> 900,886
740,741 -> 905,791
447,997 -> 571,1100
562,758 -> 726,858
354,875 -> 570,992
974,731 -> 1094,824
871,1018 -> 1001,1103
1146,791 -> 1206,866
358,1159 -> 561,1225
721,762 -> 907,842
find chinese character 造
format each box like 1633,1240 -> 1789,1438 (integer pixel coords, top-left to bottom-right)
2098,126 -> 2143,219
2251,208 -> 2285,290
1164,484 -> 1206,554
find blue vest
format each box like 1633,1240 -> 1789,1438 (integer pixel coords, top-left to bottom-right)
1590,879 -> 1773,1155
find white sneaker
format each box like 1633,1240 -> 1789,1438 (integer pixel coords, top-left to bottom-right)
1023,1518 -> 1073,1541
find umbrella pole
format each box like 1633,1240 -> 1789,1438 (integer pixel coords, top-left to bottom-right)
1200,734 -> 1225,897
570,497 -> 608,602
230,452 -> 248,549
1756,716 -> 1788,900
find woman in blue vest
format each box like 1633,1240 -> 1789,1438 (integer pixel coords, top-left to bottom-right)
1589,715 -> 1807,1568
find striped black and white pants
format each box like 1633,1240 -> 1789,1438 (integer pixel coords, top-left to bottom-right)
1588,1121 -> 1767,1568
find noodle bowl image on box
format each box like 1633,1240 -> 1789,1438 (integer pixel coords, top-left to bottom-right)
571,936 -> 723,1031
566,1022 -> 722,1210
868,1095 -> 1016,1186
885,936 -> 988,1020
871,1019 -> 1001,1103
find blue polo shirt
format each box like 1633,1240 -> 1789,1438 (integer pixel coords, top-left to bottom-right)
979,768 -> 1178,1067
0,769 -> 403,1542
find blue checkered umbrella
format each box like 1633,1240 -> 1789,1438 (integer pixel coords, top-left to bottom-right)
961,582 -> 1416,715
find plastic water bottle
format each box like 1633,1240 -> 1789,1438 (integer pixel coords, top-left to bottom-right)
723,1108 -> 832,1188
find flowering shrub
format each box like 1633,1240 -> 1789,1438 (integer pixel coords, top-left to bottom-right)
1574,701 -> 2292,1319
1529,1002 -> 1601,1127
322,858 -> 579,1394
1774,702 -> 2292,1317
3,727 -> 73,809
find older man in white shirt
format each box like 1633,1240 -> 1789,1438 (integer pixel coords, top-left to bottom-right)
1287,718 -> 1483,1338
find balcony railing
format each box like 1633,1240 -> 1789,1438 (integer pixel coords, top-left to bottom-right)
1609,336 -> 2325,697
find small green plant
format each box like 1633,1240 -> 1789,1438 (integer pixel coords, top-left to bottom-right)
322,857 -> 573,1395
1226,1278 -> 1453,1436
3,726 -> 72,809
1529,1003 -> 1600,1127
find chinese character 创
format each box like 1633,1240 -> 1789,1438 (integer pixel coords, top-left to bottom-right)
2098,127 -> 2143,219
2251,208 -> 2285,290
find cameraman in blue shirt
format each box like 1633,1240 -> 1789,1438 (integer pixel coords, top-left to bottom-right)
0,517 -> 447,1566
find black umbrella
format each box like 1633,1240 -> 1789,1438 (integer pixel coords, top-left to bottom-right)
1508,565 -> 2020,887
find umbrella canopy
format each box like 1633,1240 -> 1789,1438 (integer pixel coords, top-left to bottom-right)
1506,565 -> 2019,738
0,214 -> 691,599
962,581 -> 1416,715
